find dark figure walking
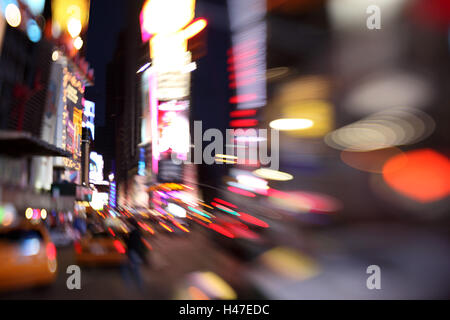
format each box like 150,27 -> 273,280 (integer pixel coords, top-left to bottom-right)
122,218 -> 148,293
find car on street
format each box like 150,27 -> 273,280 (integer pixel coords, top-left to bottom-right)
0,221 -> 57,292
74,230 -> 127,266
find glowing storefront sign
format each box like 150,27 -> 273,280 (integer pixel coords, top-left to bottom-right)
90,191 -> 108,210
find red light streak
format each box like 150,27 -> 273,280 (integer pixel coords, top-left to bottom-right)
237,212 -> 269,228
229,94 -> 257,104
46,243 -> 56,260
230,119 -> 258,127
230,109 -> 257,118
226,49 -> 258,64
229,68 -> 257,80
74,241 -> 82,254
108,227 -> 116,237
267,188 -> 288,198
213,198 -> 238,208
227,59 -> 258,72
142,239 -> 153,251
113,240 -> 126,254
223,221 -> 248,230
227,186 -> 256,197
209,224 -> 235,238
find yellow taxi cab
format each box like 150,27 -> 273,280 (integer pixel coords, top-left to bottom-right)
74,230 -> 127,266
0,221 -> 57,291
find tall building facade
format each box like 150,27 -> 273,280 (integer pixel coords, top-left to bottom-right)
0,1 -> 94,219
104,0 -> 145,209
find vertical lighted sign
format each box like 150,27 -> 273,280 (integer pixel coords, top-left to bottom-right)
83,99 -> 95,139
109,181 -> 116,208
141,0 -> 206,182
228,0 -> 266,111
138,147 -> 146,176
62,66 -> 84,172
149,67 -> 159,174
227,0 -> 267,178
140,68 -> 151,145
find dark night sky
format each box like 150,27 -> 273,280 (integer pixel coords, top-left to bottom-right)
82,0 -> 231,187
84,0 -> 126,127
83,0 -> 228,129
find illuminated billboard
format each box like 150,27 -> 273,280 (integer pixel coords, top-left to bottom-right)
157,103 -> 190,158
83,99 -> 95,139
89,152 -> 104,183
61,67 -> 84,173
141,0 -> 195,36
141,0 -> 207,101
155,100 -> 189,183
141,0 -> 206,186
152,46 -> 192,100
90,191 -> 108,210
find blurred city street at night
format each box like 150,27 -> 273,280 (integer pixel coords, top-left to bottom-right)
0,0 -> 449,300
